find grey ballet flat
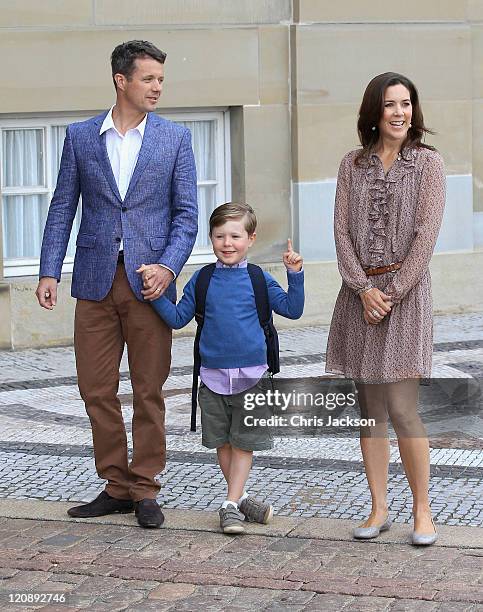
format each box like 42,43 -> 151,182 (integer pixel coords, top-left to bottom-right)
411,518 -> 437,546
353,516 -> 392,540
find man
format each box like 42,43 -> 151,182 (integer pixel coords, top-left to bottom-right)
36,40 -> 198,528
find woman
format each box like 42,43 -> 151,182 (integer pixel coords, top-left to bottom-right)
326,72 -> 445,546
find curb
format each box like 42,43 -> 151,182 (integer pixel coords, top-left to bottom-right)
0,499 -> 481,549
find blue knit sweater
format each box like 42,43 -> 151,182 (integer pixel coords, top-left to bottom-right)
152,267 -> 304,369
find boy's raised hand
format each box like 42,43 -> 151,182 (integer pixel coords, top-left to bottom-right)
283,238 -> 303,272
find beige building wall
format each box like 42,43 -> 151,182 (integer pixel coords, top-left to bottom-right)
0,1 -> 481,348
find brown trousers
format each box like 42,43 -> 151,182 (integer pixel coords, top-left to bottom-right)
74,264 -> 172,501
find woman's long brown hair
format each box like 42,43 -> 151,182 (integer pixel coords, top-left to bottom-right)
355,72 -> 434,165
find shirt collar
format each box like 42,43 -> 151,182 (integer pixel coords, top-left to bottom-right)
99,106 -> 147,138
216,259 -> 248,269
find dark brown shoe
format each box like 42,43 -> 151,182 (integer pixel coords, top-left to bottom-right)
135,499 -> 164,528
67,491 -> 134,518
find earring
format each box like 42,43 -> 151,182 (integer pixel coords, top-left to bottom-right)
409,123 -> 412,128
371,126 -> 376,131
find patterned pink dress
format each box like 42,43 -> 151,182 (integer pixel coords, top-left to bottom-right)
326,146 -> 446,383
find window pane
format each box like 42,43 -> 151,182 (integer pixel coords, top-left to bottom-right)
195,185 -> 216,249
2,129 -> 44,187
52,125 -> 81,258
176,120 -> 216,181
51,125 -> 67,179
2,194 -> 49,258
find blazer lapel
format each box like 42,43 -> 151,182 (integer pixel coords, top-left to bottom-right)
92,115 -> 122,203
124,112 -> 158,200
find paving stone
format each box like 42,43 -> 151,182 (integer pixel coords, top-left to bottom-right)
129,601 -> 174,611
433,589 -> 483,604
163,558 -> 286,581
51,562 -> 113,577
69,575 -> 124,597
108,567 -> 176,583
387,600 -> 440,611
148,582 -> 197,600
170,596 -> 228,611
371,586 -> 437,600
122,554 -> 171,569
342,595 -> 394,611
268,538 -> 310,552
39,607 -> 82,612
0,567 -> 19,579
172,572 -> 239,587
236,576 -> 303,591
0,569 -> 51,590
40,579 -> 78,593
89,588 -> 146,610
4,557 -> 53,572
1,536 -> 39,550
40,534 -> 84,547
433,603 -> 475,612
301,578 -> 374,597
303,592 -> 357,610
46,572 -> 88,585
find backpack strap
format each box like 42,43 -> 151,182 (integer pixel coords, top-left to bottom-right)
247,264 -> 280,375
247,263 -> 270,327
191,263 -> 216,432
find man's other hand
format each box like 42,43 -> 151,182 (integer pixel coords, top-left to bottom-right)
36,277 -> 58,310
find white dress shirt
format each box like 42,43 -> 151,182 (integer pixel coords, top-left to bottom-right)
100,106 -> 146,202
99,106 -> 175,278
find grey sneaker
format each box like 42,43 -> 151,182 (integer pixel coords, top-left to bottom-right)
239,496 -> 273,524
219,505 -> 245,534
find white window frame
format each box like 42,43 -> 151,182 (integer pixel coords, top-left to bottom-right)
0,109 -> 231,278
166,109 -> 231,265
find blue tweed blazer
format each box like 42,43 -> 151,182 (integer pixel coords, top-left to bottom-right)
39,111 -> 198,302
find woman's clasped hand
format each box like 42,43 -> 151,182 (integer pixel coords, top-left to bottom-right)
360,288 -> 393,324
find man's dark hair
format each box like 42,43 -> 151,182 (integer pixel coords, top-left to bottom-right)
111,40 -> 167,89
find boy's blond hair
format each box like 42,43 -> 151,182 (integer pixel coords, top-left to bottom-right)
209,202 -> 257,236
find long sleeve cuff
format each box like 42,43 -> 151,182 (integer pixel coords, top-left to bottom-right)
287,269 -> 305,283
158,263 -> 176,280
383,277 -> 404,304
356,282 -> 373,296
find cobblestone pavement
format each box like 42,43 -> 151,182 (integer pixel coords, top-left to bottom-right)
0,511 -> 482,611
0,314 -> 481,528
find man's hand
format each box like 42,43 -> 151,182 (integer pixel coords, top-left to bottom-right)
136,264 -> 174,301
36,277 -> 58,310
283,239 -> 303,272
360,288 -> 393,325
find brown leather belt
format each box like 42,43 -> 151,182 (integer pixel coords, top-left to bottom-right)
364,262 -> 402,276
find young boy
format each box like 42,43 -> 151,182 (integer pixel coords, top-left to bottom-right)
138,202 -> 304,534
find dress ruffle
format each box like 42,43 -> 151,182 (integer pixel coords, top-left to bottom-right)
364,148 -> 417,266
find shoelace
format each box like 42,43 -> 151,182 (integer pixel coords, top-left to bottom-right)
241,498 -> 264,520
221,506 -> 243,521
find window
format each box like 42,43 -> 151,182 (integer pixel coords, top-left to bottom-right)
169,111 -> 230,263
1,121 -> 82,276
0,110 -> 230,277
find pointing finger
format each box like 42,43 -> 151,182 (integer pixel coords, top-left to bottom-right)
287,238 -> 293,252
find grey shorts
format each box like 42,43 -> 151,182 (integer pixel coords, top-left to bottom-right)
199,377 -> 274,451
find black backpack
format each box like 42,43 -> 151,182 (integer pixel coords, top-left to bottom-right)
190,263 -> 280,431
